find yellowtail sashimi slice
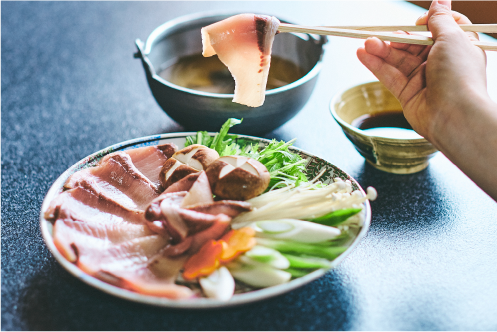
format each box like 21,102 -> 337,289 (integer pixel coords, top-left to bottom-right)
201,14 -> 280,107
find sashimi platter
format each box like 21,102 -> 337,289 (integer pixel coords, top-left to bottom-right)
41,15 -> 377,308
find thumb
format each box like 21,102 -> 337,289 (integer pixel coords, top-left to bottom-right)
426,0 -> 465,41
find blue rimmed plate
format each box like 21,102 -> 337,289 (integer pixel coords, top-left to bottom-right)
40,133 -> 371,308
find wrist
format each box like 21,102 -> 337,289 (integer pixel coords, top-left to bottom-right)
429,91 -> 497,153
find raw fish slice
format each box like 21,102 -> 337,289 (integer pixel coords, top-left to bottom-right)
177,209 -> 220,233
163,172 -> 201,194
186,200 -> 252,218
53,218 -> 154,262
160,198 -> 189,242
65,152 -> 159,210
96,253 -> 193,299
144,191 -> 187,236
188,214 -> 231,254
75,235 -> 168,277
73,234 -> 193,299
160,237 -> 194,257
45,186 -> 146,225
107,267 -> 194,299
157,213 -> 231,258
125,143 -> 177,189
180,171 -> 213,207
201,14 -> 280,107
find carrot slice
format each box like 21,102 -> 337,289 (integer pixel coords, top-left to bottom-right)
220,227 -> 257,263
182,228 -> 257,280
182,240 -> 224,280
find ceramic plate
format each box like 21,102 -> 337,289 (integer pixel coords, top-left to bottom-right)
40,133 -> 371,308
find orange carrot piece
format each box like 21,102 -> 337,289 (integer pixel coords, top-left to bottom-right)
220,227 -> 257,263
182,240 -> 224,280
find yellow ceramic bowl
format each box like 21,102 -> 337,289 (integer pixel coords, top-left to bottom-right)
330,81 -> 438,174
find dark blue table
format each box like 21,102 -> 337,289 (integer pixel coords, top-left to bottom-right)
2,1 -> 497,330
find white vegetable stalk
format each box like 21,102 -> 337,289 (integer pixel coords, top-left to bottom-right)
199,266 -> 235,301
232,179 -> 376,228
248,219 -> 341,243
243,245 -> 290,269
228,262 -> 291,288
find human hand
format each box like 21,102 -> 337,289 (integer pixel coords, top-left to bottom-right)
356,0 -> 488,144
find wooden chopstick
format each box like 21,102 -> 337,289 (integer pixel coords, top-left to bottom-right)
278,23 -> 497,51
319,24 -> 497,33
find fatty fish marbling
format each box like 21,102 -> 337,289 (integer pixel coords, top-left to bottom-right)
201,14 -> 280,107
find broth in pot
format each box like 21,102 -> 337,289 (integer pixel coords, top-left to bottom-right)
159,53 -> 306,94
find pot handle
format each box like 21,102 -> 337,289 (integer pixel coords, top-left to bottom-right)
134,39 -> 156,76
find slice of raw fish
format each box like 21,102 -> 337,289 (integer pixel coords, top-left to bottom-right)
75,235 -> 168,274
65,152 -> 159,210
144,191 -> 188,238
160,198 -> 189,242
45,186 -> 146,225
186,200 -> 252,218
180,171 -> 214,207
70,233 -> 193,299
163,172 -> 201,194
201,14 -> 280,107
121,258 -> 194,299
125,143 -> 177,189
188,214 -> 231,254
144,174 -> 232,252
158,213 -> 232,258
177,209 -> 221,233
53,218 -> 154,262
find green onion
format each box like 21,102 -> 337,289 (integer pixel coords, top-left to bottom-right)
282,253 -> 332,269
308,207 -> 362,226
255,238 -> 347,260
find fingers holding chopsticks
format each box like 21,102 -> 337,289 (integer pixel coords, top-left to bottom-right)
361,36 -> 427,77
416,1 -> 480,42
357,41 -> 414,101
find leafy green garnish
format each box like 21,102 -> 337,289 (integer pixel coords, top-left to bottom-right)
210,118 -> 242,156
185,118 -> 308,190
185,118 -> 242,156
249,139 -> 308,190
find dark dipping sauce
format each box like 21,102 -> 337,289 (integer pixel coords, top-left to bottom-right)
351,111 -> 420,139
352,111 -> 412,130
159,53 -> 305,94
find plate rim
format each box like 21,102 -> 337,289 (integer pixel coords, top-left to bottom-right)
39,132 -> 371,309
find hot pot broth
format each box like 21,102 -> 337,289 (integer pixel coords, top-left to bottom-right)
159,53 -> 306,93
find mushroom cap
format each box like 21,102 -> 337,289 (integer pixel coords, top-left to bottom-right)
160,145 -> 219,190
160,158 -> 199,190
172,144 -> 219,171
205,156 -> 270,201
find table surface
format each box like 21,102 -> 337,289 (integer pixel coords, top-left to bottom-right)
2,1 -> 497,330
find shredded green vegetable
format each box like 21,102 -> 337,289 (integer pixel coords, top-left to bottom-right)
185,118 -> 308,190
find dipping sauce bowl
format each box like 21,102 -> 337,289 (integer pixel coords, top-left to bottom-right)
134,11 -> 326,135
330,81 -> 438,174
